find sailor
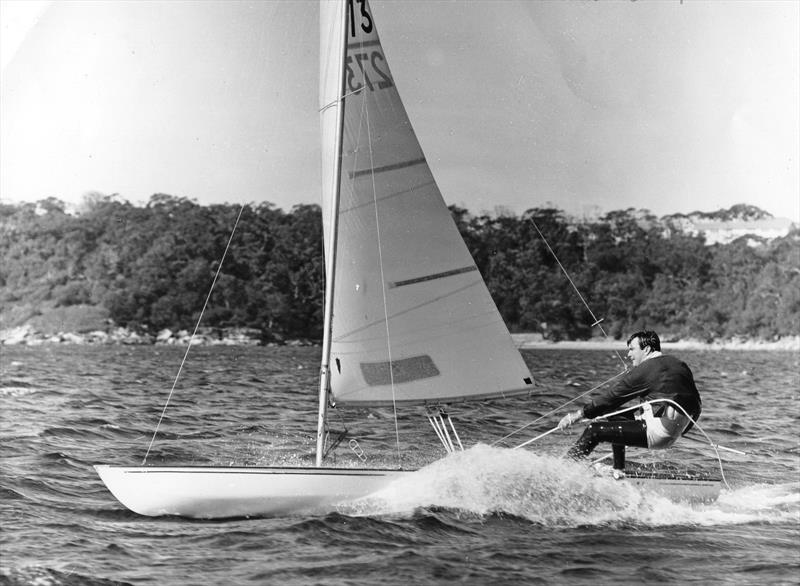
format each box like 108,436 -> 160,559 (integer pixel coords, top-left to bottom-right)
558,330 -> 702,478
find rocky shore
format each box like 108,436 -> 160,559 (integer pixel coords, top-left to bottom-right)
0,324 -> 314,347
1,324 -> 797,351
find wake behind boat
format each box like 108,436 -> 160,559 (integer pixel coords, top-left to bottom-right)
95,0 -> 726,518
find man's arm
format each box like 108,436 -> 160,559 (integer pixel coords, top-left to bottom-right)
581,364 -> 651,419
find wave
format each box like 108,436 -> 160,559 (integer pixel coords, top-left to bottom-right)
341,444 -> 799,527
0,386 -> 39,398
0,564 -> 133,586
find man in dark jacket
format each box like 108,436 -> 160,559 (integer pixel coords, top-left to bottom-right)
558,330 -> 702,478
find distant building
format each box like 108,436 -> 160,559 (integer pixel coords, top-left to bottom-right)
662,204 -> 794,245
683,217 -> 794,245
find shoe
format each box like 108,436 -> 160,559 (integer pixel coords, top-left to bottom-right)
591,462 -> 614,475
592,462 -> 626,480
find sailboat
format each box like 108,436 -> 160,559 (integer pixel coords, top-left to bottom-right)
95,0 -> 535,518
95,0 -> 722,518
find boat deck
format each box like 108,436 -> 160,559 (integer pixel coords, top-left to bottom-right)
623,460 -> 722,482
618,460 -> 723,503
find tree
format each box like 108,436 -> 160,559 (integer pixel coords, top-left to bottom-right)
2,197 -> 796,341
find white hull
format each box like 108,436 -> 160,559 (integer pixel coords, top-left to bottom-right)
95,465 -> 411,518
96,464 -> 722,519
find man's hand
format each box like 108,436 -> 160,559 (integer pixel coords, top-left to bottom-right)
558,409 -> 583,430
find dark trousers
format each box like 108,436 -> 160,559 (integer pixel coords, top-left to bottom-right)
567,414 -> 648,470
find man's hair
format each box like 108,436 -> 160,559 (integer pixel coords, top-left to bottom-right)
627,330 -> 661,352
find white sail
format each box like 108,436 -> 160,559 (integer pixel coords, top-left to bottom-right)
320,0 -> 533,406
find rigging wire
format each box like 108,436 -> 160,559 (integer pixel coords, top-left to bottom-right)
142,204 -> 246,465
527,216 -> 627,370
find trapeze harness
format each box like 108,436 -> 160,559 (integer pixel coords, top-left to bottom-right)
567,402 -> 693,469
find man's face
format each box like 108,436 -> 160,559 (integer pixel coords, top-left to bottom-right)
627,337 -> 648,367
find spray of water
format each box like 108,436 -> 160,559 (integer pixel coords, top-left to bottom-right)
341,444 -> 799,527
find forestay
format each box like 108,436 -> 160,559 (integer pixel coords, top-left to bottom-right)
319,0 -> 533,406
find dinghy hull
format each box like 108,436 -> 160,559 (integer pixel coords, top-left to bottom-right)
95,465 -> 410,518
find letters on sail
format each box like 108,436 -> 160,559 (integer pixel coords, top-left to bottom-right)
320,0 -> 533,406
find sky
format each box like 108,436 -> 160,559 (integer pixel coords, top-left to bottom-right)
1,0 -> 798,221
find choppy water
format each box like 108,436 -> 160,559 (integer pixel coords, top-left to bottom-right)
1,345 -> 798,585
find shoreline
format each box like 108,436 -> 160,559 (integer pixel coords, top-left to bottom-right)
511,334 -> 800,352
0,324 -> 311,348
1,324 -> 797,352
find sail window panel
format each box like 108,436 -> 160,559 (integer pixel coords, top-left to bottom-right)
360,355 -> 440,387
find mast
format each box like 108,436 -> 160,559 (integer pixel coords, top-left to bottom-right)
315,0 -> 349,467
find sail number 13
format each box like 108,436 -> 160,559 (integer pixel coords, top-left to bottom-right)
348,0 -> 373,37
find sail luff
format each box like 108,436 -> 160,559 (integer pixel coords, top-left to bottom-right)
315,0 -> 349,467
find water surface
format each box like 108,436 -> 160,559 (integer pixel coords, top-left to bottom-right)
1,345 -> 798,584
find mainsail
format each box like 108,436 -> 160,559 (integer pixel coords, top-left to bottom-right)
320,0 -> 533,406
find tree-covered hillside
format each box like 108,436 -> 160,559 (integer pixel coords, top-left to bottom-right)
1,194 -> 798,342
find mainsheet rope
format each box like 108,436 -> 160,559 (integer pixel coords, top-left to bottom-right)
142,204 -> 246,465
490,370 -> 627,447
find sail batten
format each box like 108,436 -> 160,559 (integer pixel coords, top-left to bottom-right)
349,157 -> 427,178
389,266 -> 478,289
320,0 -> 533,406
